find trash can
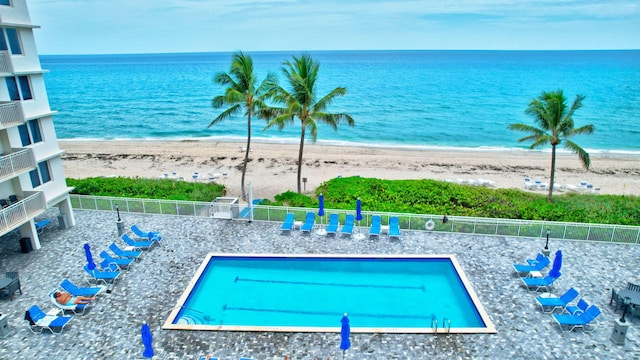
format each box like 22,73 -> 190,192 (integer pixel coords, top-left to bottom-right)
0,314 -> 9,337
19,237 -> 32,253
116,219 -> 125,236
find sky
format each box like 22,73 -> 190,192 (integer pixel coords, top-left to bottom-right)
28,0 -> 640,55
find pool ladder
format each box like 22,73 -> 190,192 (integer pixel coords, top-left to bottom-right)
431,317 -> 451,336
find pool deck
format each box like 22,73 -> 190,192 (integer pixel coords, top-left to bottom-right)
0,209 -> 639,359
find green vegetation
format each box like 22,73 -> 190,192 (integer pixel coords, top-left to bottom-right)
67,177 -> 225,202
508,90 -> 595,202
264,53 -> 354,193
263,177 -> 639,226
67,176 -> 639,226
211,51 -> 277,201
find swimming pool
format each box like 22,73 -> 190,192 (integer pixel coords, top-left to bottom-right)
163,254 -> 495,333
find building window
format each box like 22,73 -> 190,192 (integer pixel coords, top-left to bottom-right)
0,1 -> 11,7
5,28 -> 22,55
5,76 -> 32,100
0,27 -> 22,54
29,161 -> 52,188
18,119 -> 43,146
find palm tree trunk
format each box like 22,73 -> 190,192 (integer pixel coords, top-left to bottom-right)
548,144 -> 556,203
297,122 -> 306,193
241,113 -> 251,201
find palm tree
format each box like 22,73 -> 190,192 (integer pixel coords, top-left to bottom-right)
508,90 -> 595,203
265,54 -> 354,193
210,51 -> 276,200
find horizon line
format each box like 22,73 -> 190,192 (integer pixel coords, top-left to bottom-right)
39,48 -> 640,57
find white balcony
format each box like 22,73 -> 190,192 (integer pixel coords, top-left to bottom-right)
0,101 -> 24,130
0,148 -> 35,181
0,191 -> 46,236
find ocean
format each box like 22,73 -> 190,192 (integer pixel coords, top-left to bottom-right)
40,50 -> 640,154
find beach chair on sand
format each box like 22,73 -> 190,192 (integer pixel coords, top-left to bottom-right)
281,213 -> 295,234
340,215 -> 355,237
325,214 -> 339,236
369,215 -> 381,238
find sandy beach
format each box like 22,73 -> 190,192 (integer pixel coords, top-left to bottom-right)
59,140 -> 640,200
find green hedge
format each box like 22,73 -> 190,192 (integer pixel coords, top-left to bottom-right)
67,177 -> 226,202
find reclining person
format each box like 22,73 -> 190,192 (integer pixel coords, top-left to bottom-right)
53,290 -> 95,305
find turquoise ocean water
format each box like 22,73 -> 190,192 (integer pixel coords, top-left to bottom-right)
41,50 -> 640,154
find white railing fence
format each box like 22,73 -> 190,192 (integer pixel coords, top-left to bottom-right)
70,195 -> 640,244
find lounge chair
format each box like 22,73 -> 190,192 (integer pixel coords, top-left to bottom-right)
565,298 -> 590,316
60,279 -> 106,297
325,214 -> 339,236
131,224 -> 162,240
552,305 -> 601,332
521,274 -> 560,292
99,259 -> 124,272
109,242 -> 142,260
535,287 -> 579,313
84,264 -> 121,285
389,216 -> 401,239
526,253 -> 547,266
513,256 -> 550,276
25,305 -> 72,334
340,214 -> 354,237
121,233 -> 158,250
49,289 -> 92,315
100,250 -> 134,269
35,219 -> 51,234
369,215 -> 381,238
300,212 -> 315,233
281,213 -> 295,234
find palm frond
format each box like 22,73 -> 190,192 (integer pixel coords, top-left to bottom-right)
564,139 -> 591,169
209,104 -> 241,127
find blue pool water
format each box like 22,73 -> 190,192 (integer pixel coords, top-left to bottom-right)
165,254 -> 494,333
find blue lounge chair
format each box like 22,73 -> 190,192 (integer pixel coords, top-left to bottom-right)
325,214 -> 339,235
513,256 -> 550,275
25,305 -> 72,334
131,224 -> 162,240
121,233 -> 158,250
521,274 -> 560,292
35,219 -> 51,234
300,212 -> 315,233
389,216 -> 401,238
527,253 -> 547,266
109,242 -> 142,260
49,289 -> 92,315
340,214 -> 354,237
281,213 -> 295,234
84,264 -> 121,285
535,287 -> 579,313
369,215 -> 381,238
565,298 -> 589,316
60,279 -> 105,297
100,250 -> 134,268
553,305 -> 601,332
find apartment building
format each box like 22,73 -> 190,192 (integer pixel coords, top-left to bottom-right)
0,0 -> 74,251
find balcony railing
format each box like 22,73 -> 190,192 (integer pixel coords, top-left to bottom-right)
0,50 -> 13,74
0,192 -> 47,236
0,148 -> 35,181
70,194 -> 640,245
0,102 -> 24,130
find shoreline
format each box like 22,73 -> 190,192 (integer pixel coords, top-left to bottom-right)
59,139 -> 640,200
